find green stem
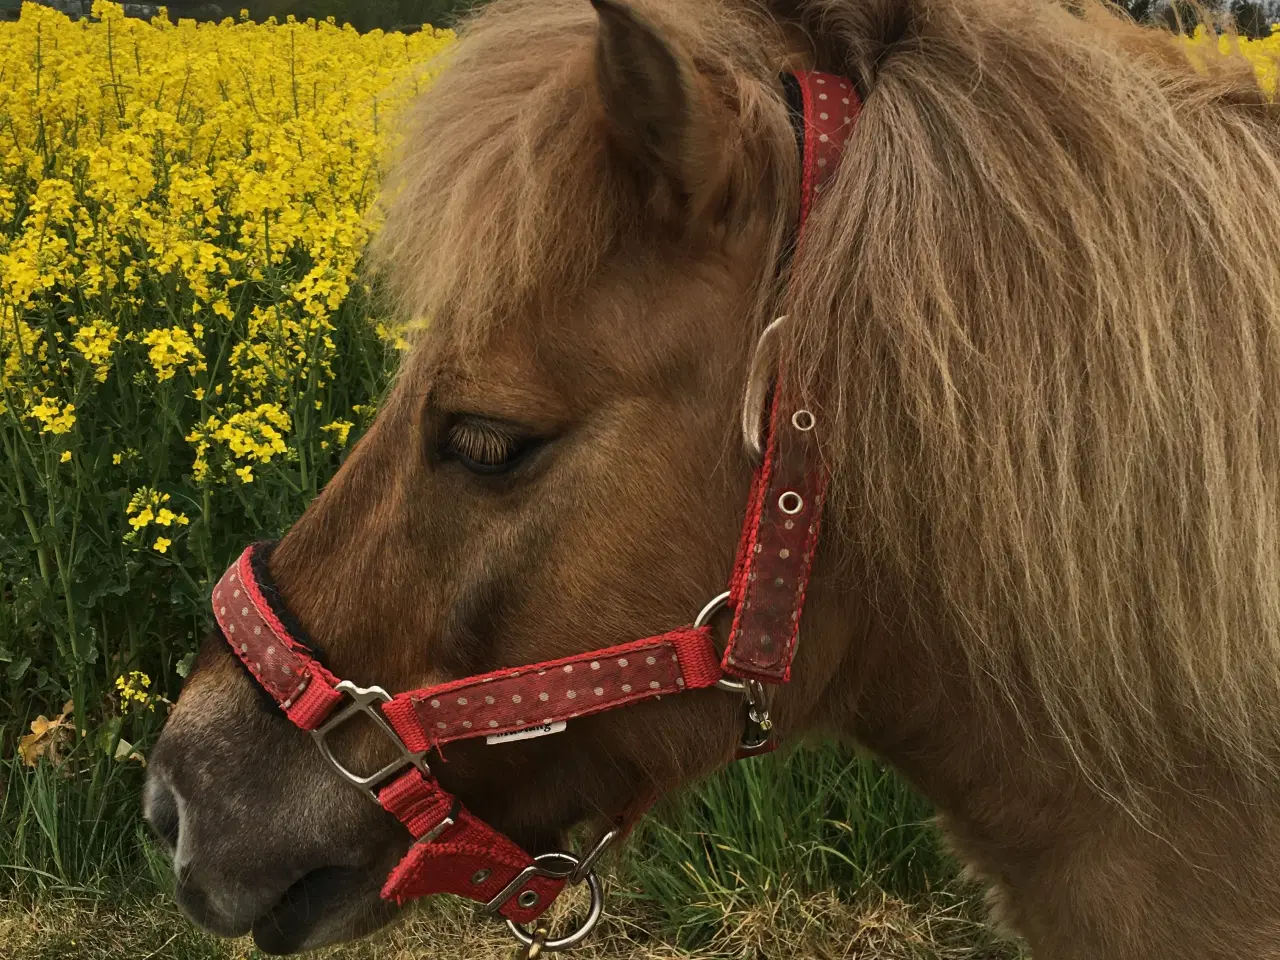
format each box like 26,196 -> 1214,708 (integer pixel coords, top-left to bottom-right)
1,428 -> 52,588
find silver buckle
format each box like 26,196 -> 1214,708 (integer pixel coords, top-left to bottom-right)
492,830 -> 617,954
737,678 -> 774,753
310,680 -> 430,803
416,798 -> 461,846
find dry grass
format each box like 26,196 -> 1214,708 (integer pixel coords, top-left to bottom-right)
0,882 -> 1023,960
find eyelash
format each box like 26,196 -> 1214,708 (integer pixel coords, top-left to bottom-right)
442,420 -> 531,475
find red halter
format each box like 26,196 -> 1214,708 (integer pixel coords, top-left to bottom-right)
211,70 -> 860,952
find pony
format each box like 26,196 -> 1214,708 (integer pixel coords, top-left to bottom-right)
143,0 -> 1280,956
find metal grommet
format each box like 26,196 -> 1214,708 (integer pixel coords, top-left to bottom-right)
518,889 -> 540,909
506,869 -> 606,953
473,868 -> 492,885
778,491 -> 804,515
791,409 -> 815,431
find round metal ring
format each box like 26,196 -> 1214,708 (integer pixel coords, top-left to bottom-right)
791,409 -> 816,432
506,870 -> 605,953
694,590 -> 731,629
530,851 -> 578,879
778,491 -> 804,515
694,591 -> 748,694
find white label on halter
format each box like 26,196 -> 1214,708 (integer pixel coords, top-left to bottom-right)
485,721 -> 567,746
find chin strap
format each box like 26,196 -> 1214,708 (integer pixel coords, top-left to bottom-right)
211,70 -> 860,953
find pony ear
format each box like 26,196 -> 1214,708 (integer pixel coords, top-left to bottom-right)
590,0 -> 703,203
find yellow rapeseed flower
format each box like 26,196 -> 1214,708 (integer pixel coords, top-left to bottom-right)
0,3 -> 454,486
70,318 -> 120,383
321,419 -> 354,447
27,398 -> 77,435
116,671 -> 156,710
141,325 -> 205,382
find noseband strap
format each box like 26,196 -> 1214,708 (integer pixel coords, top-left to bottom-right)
212,70 -> 860,950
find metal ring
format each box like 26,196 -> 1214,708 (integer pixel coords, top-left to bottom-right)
569,829 -> 618,886
741,315 -> 789,463
694,591 -> 731,629
506,870 -> 605,953
693,592 -> 748,694
791,409 -> 815,431
778,491 -> 804,515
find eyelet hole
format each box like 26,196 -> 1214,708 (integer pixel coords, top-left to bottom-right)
778,491 -> 804,515
472,868 -> 491,885
791,409 -> 815,431
518,889 -> 540,908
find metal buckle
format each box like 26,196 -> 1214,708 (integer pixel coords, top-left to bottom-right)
493,829 -> 617,954
416,797 -> 461,846
310,680 -> 430,803
737,678 -> 774,753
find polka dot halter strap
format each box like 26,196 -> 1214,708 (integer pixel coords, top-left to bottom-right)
211,71 -> 860,955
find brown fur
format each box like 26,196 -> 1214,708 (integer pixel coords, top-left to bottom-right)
145,1 -> 1280,958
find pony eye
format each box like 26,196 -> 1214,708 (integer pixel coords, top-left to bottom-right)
442,420 -> 531,475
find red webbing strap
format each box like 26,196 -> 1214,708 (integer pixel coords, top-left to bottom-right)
212,545 -> 343,729
382,626 -> 722,752
212,543 -> 723,922
721,71 -> 860,685
377,770 -> 564,922
208,69 -> 863,928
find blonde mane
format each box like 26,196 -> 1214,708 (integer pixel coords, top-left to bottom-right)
374,0 -> 1280,793
788,0 -> 1280,792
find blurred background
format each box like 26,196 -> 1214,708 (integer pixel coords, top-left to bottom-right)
2,0 -> 1278,36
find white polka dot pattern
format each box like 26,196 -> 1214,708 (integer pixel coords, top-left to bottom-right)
212,547 -> 316,708
724,71 -> 857,686
392,626 -> 722,750
799,72 -> 860,206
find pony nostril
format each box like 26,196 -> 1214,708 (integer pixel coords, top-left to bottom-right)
144,776 -> 182,850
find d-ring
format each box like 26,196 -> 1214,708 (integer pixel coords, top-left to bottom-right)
503,854 -> 606,954
741,315 -> 789,463
694,591 -> 748,694
694,590 -> 731,630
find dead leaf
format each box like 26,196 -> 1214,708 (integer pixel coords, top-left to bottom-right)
113,737 -> 146,766
17,700 -> 75,768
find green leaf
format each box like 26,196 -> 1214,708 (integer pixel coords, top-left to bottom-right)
7,656 -> 31,681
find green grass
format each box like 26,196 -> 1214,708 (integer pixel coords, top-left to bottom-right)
0,746 -> 156,899
622,745 -> 951,946
0,740 -> 1022,959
